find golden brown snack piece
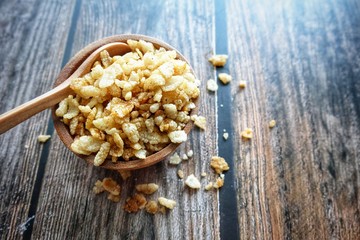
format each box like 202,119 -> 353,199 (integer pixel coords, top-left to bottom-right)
204,182 -> 213,191
185,174 -> 201,189
239,81 -> 247,88
92,180 -> 105,194
213,176 -> 225,189
93,178 -> 121,202
177,170 -> 184,179
158,197 -> 176,210
186,150 -> 194,158
218,73 -> 232,84
107,194 -> 121,203
102,178 -> 121,196
269,120 -> 276,128
208,54 -> 228,67
241,128 -> 253,139
169,152 -> 182,165
206,79 -> 218,92
145,200 -> 159,214
124,193 -> 147,213
56,39 -> 200,166
210,156 -> 229,174
37,135 -> 51,143
191,115 -> 206,130
135,183 -> 159,195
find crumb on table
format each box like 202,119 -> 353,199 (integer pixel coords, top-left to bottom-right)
124,193 -> 147,213
207,79 -> 218,92
135,183 -> 159,194
158,197 -> 176,210
177,169 -> 184,179
218,73 -> 232,84
208,54 -> 228,67
269,120 -> 276,128
239,81 -> 247,88
191,115 -> 206,130
37,135 -> 51,143
241,128 -> 253,139
185,174 -> 201,189
169,152 -> 182,165
187,150 -> 194,158
204,182 -> 213,191
211,156 -> 230,174
145,200 -> 159,214
213,176 -> 224,189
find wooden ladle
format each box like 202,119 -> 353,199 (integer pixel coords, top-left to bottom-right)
0,35 -> 198,170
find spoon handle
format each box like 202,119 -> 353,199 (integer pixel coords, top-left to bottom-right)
0,83 -> 72,134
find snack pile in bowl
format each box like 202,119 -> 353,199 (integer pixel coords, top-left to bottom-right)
55,40 -> 200,166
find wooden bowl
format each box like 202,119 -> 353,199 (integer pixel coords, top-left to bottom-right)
52,34 -> 199,170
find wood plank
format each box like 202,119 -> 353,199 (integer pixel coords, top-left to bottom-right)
226,0 -> 360,239
0,0 -> 76,239
31,0 -> 220,239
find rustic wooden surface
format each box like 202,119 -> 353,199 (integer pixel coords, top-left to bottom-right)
0,0 -> 359,239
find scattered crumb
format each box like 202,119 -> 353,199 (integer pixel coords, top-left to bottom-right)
223,132 -> 229,140
201,172 -> 207,177
239,81 -> 247,88
213,176 -> 224,189
207,79 -> 218,92
135,183 -> 159,195
93,180 -> 105,194
211,156 -> 230,174
102,178 -> 121,196
208,54 -> 228,67
24,144 -> 29,149
93,178 -> 121,202
124,193 -> 147,213
218,73 -> 232,84
220,104 -> 223,107
185,174 -> 201,189
169,152 -> 182,165
37,135 -> 51,143
204,182 -> 213,191
187,150 -> 194,158
145,200 -> 159,214
191,115 -> 206,130
241,128 -> 253,139
158,197 -> 176,210
118,170 -> 132,181
223,129 -> 226,132
269,120 -> 276,128
177,170 -> 184,179
182,153 -> 188,160
107,194 -> 121,202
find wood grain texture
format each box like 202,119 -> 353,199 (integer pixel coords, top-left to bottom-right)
226,0 -> 360,239
1,0 -> 359,239
0,0 -> 75,239
30,0 -> 220,239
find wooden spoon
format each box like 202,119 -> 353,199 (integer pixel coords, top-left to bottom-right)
0,42 -> 131,134
1,35 -> 198,170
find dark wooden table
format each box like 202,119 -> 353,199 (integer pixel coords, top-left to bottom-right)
1,0 -> 359,239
